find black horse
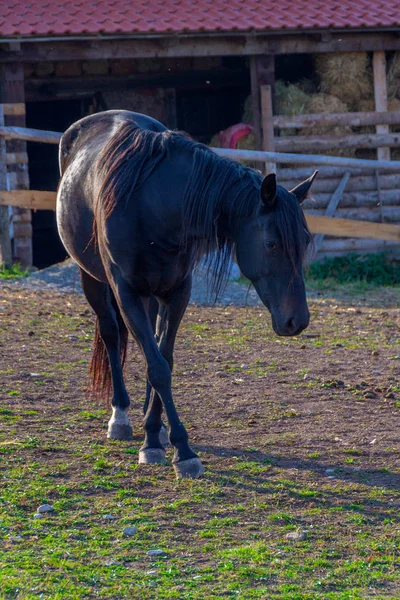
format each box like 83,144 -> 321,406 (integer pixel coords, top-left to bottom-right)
57,110 -> 317,478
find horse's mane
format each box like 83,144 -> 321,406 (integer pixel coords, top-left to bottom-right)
96,120 -> 310,296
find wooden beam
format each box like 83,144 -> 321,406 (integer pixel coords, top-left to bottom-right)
2,103 -> 25,116
5,151 -> 28,165
2,189 -> 399,243
0,62 -> 32,267
274,132 -> 400,153
373,51 -> 390,161
3,32 -> 400,63
249,55 -> 274,150
24,68 -> 248,101
0,125 -> 61,144
0,190 -> 57,211
305,214 -> 400,242
0,104 -> 12,266
214,148 -> 400,170
313,171 -> 350,253
260,84 -> 275,174
273,110 -> 400,130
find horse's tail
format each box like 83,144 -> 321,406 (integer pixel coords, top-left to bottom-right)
89,292 -> 128,403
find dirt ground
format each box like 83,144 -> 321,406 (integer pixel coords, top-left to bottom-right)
0,283 -> 399,599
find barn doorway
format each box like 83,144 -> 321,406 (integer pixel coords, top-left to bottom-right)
26,99 -> 91,268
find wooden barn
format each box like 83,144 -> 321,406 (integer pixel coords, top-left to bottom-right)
1,0 -> 400,268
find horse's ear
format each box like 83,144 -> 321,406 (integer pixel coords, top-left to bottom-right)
290,170 -> 318,204
260,173 -> 277,207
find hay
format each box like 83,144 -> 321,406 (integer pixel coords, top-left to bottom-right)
388,52 -> 400,100
275,80 -> 311,116
300,93 -> 354,156
316,53 -> 373,111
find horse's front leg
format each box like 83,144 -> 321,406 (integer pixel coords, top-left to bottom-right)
112,274 -> 204,478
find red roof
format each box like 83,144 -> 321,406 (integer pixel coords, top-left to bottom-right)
1,0 -> 400,37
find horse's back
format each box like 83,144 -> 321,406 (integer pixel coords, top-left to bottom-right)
57,110 -> 167,282
59,110 -> 167,175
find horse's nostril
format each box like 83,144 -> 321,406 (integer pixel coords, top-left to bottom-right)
287,318 -> 296,332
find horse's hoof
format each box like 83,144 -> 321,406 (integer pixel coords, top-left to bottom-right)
159,425 -> 170,447
173,457 -> 205,479
138,448 -> 166,464
107,408 -> 133,440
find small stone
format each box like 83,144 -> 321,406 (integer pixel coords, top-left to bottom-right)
286,530 -> 307,541
303,373 -> 315,381
30,373 -> 41,377
300,344 -> 307,349
28,331 -> 35,337
104,559 -> 117,566
67,335 -> 78,341
9,535 -> 22,542
147,549 -> 166,557
385,392 -> 395,400
363,391 -> 377,399
146,570 -> 157,575
325,468 -> 335,474
216,371 -> 228,377
371,350 -> 379,357
123,526 -> 137,537
37,504 -> 55,513
103,514 -> 116,520
34,513 -> 44,519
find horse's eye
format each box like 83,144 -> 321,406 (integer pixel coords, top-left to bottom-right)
265,241 -> 277,249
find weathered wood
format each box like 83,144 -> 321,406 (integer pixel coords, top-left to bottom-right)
318,238 -> 399,253
307,206 -> 400,223
25,68 -> 249,101
373,51 -> 390,161
261,84 -> 275,174
214,148 -> 400,170
305,214 -> 400,241
2,189 -> 399,243
0,125 -> 61,144
1,103 -> 25,116
273,110 -> 400,130
278,165 -> 400,179
0,190 -> 57,211
275,132 -> 400,153
302,189 -> 400,209
250,56 -> 261,149
279,173 -> 400,194
313,171 -> 350,253
5,32 -> 400,63
5,151 -> 28,165
0,104 -> 11,266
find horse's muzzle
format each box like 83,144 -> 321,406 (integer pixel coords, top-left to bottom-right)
271,312 -> 310,337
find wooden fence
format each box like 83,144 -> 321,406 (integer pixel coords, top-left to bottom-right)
0,121 -> 400,260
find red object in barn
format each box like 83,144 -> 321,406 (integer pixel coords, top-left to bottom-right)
218,124 -> 253,149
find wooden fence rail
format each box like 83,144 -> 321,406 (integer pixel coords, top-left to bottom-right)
0,190 -> 399,243
0,124 -> 399,245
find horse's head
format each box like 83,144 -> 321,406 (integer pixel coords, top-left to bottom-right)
235,171 -> 317,336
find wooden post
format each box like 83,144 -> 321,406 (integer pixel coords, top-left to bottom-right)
373,51 -> 390,162
0,63 -> 32,267
0,104 -> 12,267
260,84 -> 275,174
313,171 -> 350,254
249,55 -> 275,150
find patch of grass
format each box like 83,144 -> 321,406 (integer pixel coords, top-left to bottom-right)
307,252 -> 400,286
0,262 -> 29,280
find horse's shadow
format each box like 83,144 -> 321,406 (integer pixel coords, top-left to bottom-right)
194,443 -> 400,522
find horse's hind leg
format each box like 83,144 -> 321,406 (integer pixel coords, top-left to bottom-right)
80,269 -> 133,440
144,297 -> 169,448
112,274 -> 204,478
